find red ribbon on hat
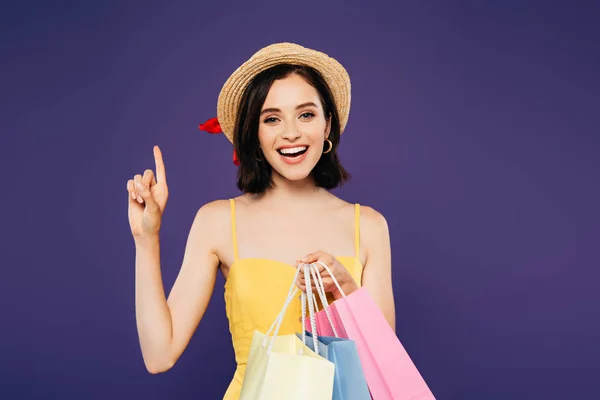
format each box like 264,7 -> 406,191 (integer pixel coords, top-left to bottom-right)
198,117 -> 222,133
199,117 -> 240,166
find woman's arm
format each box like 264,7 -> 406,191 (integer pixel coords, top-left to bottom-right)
135,201 -> 224,373
360,206 -> 396,332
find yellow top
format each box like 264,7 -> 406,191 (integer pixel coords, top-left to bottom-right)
222,198 -> 364,399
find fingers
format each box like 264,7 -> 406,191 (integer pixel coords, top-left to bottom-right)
126,146 -> 164,208
128,174 -> 144,204
127,172 -> 155,205
153,145 -> 167,184
142,169 -> 156,188
297,274 -> 321,293
296,272 -> 314,292
135,179 -> 159,214
319,276 -> 334,289
295,275 -> 306,293
314,261 -> 327,274
298,250 -> 333,267
296,252 -> 335,282
298,254 -> 334,277
299,274 -> 331,287
298,250 -> 324,264
127,179 -> 137,203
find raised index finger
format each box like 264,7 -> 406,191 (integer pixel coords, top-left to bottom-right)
153,145 -> 167,184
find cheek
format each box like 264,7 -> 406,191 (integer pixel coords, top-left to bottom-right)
302,123 -> 326,143
257,127 -> 275,148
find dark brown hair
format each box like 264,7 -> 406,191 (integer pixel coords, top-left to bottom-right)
234,64 -> 350,194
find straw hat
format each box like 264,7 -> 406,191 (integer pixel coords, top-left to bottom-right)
210,42 -> 352,144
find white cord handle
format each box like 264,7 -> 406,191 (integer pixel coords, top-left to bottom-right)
263,264 -> 304,354
314,260 -> 347,298
308,263 -> 340,338
302,264 -> 319,354
262,261 -> 345,355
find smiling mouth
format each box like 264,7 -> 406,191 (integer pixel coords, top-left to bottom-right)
277,146 -> 308,157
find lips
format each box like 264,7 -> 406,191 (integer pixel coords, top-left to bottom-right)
276,145 -> 310,165
276,145 -> 308,157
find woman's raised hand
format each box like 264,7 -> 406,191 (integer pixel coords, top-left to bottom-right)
127,146 -> 169,239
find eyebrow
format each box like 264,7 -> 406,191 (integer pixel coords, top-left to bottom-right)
260,102 -> 319,116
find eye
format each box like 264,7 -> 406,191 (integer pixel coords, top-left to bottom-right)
263,117 -> 279,123
299,112 -> 315,120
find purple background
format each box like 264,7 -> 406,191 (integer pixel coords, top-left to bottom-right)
2,1 -> 599,399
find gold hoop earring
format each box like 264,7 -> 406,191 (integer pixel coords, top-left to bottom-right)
323,139 -> 333,154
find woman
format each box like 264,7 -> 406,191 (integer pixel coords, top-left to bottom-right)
126,42 -> 395,399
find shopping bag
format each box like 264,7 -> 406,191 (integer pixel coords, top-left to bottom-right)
239,264 -> 335,400
307,261 -> 436,400
296,331 -> 372,400
298,264 -> 371,400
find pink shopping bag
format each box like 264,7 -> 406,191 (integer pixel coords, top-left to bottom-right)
306,263 -> 436,400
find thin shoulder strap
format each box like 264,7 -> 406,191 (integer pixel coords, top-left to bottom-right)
354,203 -> 361,259
229,198 -> 239,261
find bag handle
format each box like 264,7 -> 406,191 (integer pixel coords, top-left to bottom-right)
301,264 -> 320,354
262,262 -> 344,355
314,260 -> 347,298
308,264 -> 340,338
263,263 -> 321,355
263,263 -> 303,352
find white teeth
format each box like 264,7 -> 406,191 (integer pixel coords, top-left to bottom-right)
279,146 -> 307,155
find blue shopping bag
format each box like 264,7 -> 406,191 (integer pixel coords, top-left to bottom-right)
297,330 -> 371,400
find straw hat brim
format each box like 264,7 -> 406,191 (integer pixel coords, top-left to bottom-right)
216,42 -> 351,144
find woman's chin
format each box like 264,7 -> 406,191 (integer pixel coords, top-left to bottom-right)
268,154 -> 318,181
276,169 -> 312,182
270,163 -> 314,183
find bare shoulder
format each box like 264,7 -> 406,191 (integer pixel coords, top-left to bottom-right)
359,204 -> 389,234
187,199 -> 232,248
329,195 -> 390,239
194,198 -> 232,221
355,205 -> 395,330
187,198 -> 231,230
190,198 -> 243,265
357,204 -> 391,260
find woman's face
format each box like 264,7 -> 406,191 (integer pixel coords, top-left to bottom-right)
257,73 -> 331,183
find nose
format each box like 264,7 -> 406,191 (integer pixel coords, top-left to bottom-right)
280,122 -> 302,141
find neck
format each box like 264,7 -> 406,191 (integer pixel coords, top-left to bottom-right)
258,173 -> 327,204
